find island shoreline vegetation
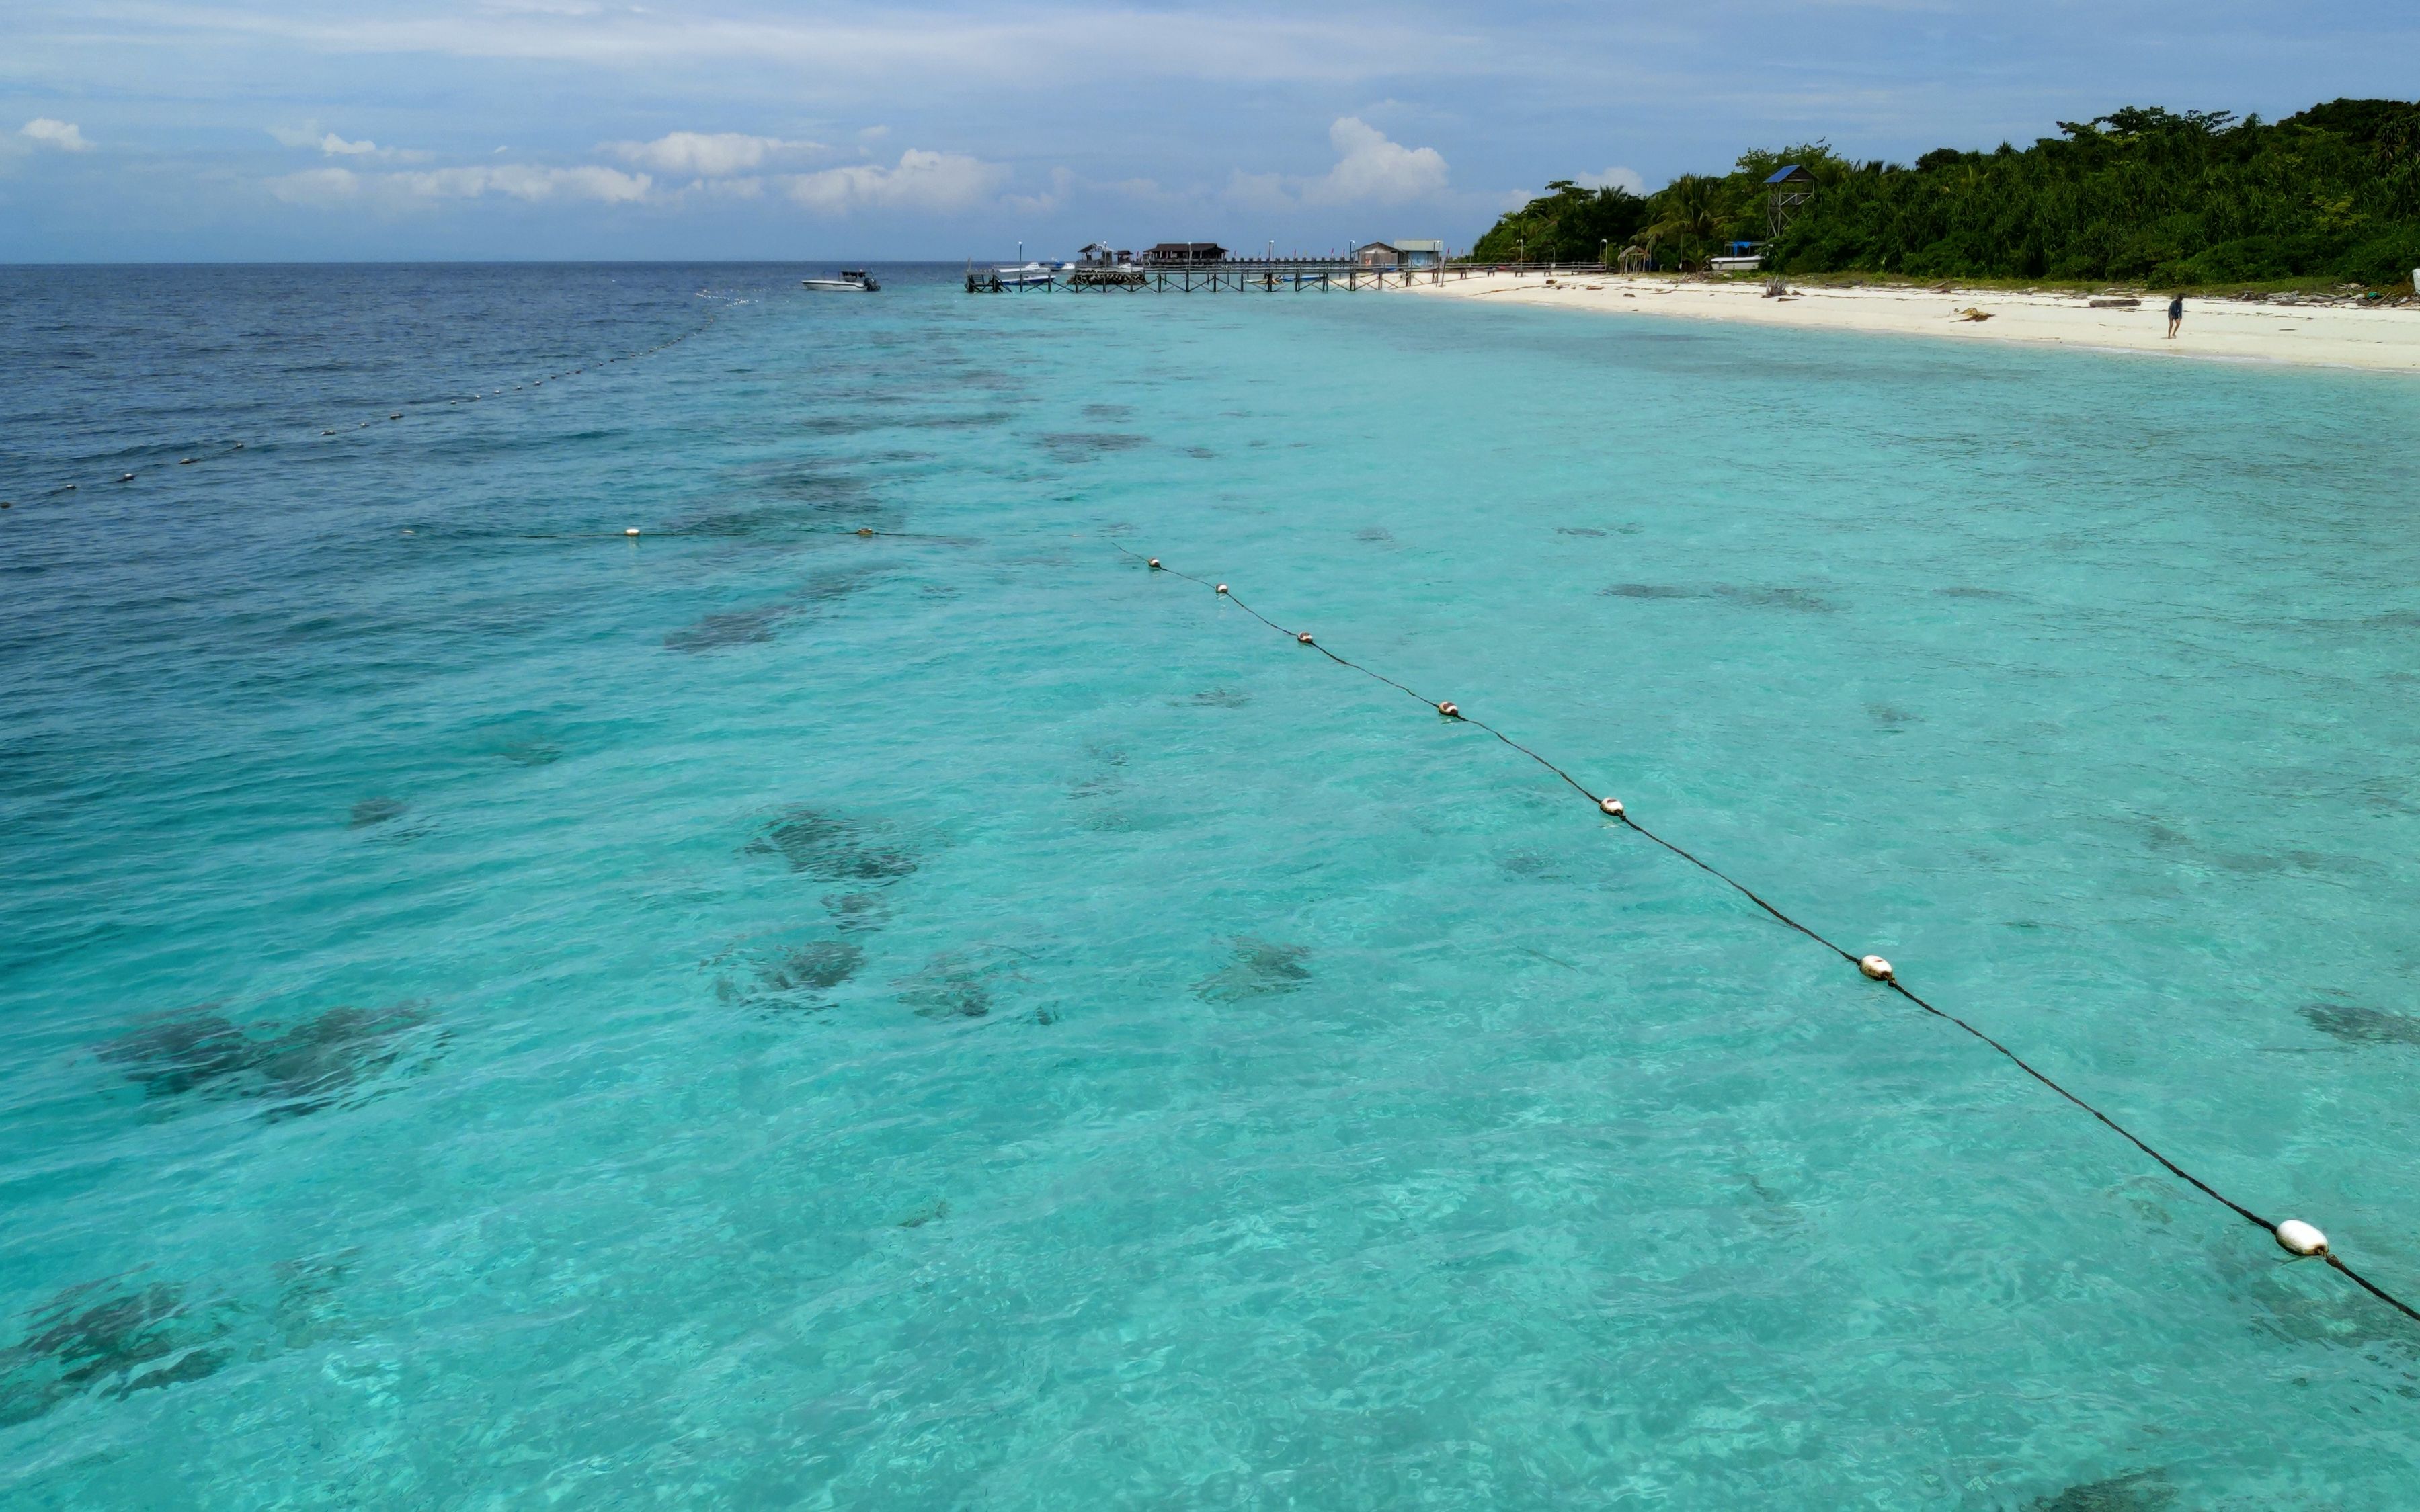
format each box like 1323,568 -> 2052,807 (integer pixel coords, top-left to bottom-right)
1469,99 -> 2420,293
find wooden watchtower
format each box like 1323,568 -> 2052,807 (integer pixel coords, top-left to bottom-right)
1765,165 -> 1816,239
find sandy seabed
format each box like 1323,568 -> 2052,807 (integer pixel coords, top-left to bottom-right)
1404,271 -> 2420,374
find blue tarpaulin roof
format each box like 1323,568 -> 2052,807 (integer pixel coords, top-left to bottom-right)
1765,165 -> 1816,184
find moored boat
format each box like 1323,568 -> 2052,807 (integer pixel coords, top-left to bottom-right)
802,269 -> 881,292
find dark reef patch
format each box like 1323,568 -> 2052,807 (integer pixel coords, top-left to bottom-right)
897,948 -> 1032,1020
96,1003 -> 446,1121
2300,1002 -> 2420,1048
1039,432 -> 1149,464
1600,583 -> 1834,612
760,941 -> 866,994
709,935 -> 866,1010
664,604 -> 791,652
2031,1469 -> 2175,1511
496,739 -> 562,767
1196,940 -> 1312,1003
1556,526 -> 1607,537
746,808 -> 918,884
0,1277 -> 236,1428
664,571 -> 873,654
348,797 -> 407,829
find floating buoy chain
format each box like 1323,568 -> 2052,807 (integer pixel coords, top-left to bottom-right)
1115,540 -> 2420,1329
11,304 -> 717,508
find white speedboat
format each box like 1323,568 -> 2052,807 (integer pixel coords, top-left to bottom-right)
802,269 -> 880,292
989,261 -> 1057,288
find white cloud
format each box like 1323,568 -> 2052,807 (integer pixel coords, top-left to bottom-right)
20,118 -> 93,152
1304,117 -> 1447,204
606,130 -> 822,177
270,162 -> 652,207
394,163 -> 653,202
1576,165 -> 1646,194
783,148 -> 1007,214
267,123 -> 430,161
1224,118 -> 1449,211
270,167 -> 362,204
1007,165 -> 1074,215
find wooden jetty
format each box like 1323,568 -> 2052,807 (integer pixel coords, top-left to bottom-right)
964,260 -> 1610,294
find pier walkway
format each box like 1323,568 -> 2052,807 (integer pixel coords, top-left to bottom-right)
963,261 -> 1611,294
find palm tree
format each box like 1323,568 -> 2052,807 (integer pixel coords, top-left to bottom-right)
1641,175 -> 1726,268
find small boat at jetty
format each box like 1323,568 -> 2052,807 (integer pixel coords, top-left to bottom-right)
802,270 -> 880,292
988,261 -> 1059,288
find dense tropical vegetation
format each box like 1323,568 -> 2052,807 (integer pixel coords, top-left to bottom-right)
1470,99 -> 2420,286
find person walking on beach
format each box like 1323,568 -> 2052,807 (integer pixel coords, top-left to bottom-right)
2167,294 -> 2183,339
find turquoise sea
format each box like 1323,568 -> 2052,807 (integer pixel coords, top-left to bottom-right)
4,262 -> 2420,1507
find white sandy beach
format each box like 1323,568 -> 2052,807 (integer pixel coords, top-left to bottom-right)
1403,271 -> 2420,374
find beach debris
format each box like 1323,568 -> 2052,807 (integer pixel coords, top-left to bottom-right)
1931,282 -> 1955,292
2275,1220 -> 2329,1256
2089,297 -> 2142,308
1954,306 -> 1993,321
1763,278 -> 1789,298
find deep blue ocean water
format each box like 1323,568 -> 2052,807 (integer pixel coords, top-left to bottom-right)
4,261 -> 2420,1507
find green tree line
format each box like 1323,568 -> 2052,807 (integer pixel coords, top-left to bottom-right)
1469,99 -> 2420,286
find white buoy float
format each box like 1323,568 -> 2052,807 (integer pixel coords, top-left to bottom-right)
1599,796 -> 1624,817
624,528 -> 641,536
1437,701 -> 1459,718
1147,558 -> 1162,569
2275,1220 -> 2329,1257
1859,955 -> 1894,980
1215,583 -> 1229,595
1297,632 -> 1315,644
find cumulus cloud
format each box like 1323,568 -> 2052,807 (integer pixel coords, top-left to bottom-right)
20,118 -> 93,152
783,148 -> 1007,214
1576,165 -> 1646,194
1224,118 -> 1449,210
271,163 -> 652,207
267,122 -> 429,161
606,130 -> 823,177
1304,117 -> 1446,204
1007,165 -> 1074,216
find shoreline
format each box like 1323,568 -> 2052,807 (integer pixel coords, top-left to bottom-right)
1401,271 -> 2420,374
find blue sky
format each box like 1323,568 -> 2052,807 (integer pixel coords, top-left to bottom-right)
4,0 -> 2415,262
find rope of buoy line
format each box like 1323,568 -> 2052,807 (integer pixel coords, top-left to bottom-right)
0,303 -> 722,512
1108,540 -> 2420,1327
